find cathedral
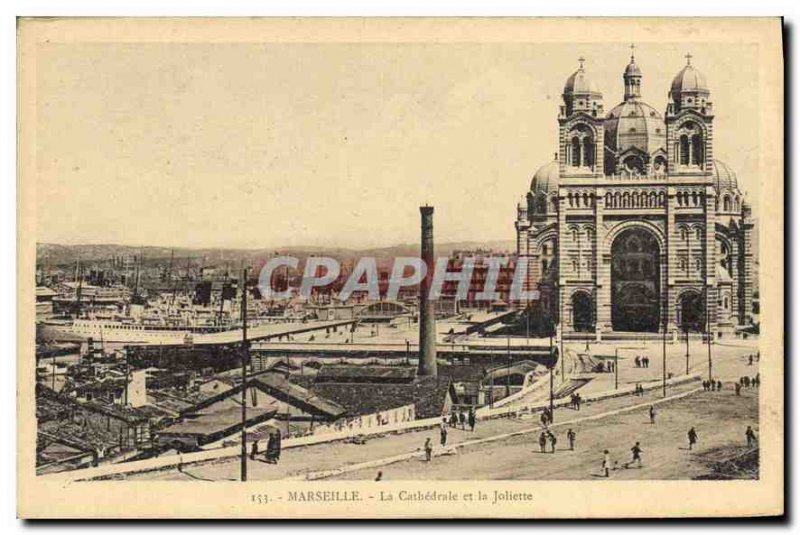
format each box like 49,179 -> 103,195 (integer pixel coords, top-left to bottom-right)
515,50 -> 754,340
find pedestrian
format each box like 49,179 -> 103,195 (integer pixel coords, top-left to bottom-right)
424,438 -> 433,462
744,376 -> 750,388
540,411 -> 549,428
702,380 -> 708,391
567,428 -> 576,451
630,442 -> 643,468
634,356 -> 641,368
735,383 -> 741,396
548,431 -> 557,453
468,408 -> 476,432
602,449 -> 611,477
575,394 -> 582,410
265,430 -> 281,464
644,356 -> 649,368
745,426 -> 757,448
649,405 -> 656,424
751,377 -> 757,389
440,422 -> 448,447
687,427 -> 698,451
250,439 -> 259,461
459,410 -> 466,430
449,412 -> 458,428
717,380 -> 722,391
748,354 -> 754,366
710,380 -> 716,392
538,431 -> 547,453
375,470 -> 383,481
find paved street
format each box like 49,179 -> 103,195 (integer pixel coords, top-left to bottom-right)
128,337 -> 761,481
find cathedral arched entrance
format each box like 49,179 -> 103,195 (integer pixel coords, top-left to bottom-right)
571,291 -> 594,332
677,290 -> 704,332
611,227 -> 661,332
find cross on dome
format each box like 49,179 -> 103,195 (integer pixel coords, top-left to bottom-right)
685,52 -> 693,66
578,56 -> 585,69
629,43 -> 636,61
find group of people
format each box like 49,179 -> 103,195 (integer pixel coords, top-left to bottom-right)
592,360 -> 616,373
569,393 -> 583,410
249,430 -> 282,464
702,379 -> 723,391
634,355 -> 651,368
446,408 -> 476,432
601,442 -> 643,476
633,383 -> 646,396
537,428 -> 577,453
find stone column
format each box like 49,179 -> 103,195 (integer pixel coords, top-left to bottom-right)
594,188 -> 608,340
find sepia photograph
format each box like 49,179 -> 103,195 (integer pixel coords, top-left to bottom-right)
16,17 -> 784,519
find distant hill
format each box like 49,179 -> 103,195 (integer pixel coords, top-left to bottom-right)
36,240 -> 517,267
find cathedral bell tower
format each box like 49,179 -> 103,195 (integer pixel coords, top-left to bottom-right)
665,54 -> 714,176
558,57 -> 605,179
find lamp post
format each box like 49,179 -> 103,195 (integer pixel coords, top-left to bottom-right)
685,326 -> 690,375
614,347 -> 619,390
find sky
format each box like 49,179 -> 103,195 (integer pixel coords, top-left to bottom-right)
33,40 -> 760,249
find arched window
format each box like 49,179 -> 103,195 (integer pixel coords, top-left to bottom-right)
541,259 -> 548,274
695,227 -> 703,241
583,192 -> 590,207
571,259 -> 578,272
723,195 -> 731,212
680,227 -> 688,241
571,137 -> 582,167
583,137 -> 594,168
691,135 -> 703,166
542,244 -> 548,256
679,135 -> 690,165
572,228 -> 579,241
679,258 -> 687,271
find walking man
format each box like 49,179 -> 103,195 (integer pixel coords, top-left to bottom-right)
468,408 -> 476,432
745,426 -> 757,448
648,405 -> 656,425
424,438 -> 433,462
602,450 -> 611,477
567,428 -> 576,451
439,421 -> 448,447
458,410 -> 466,430
630,442 -> 643,468
687,427 -> 698,451
249,439 -> 259,461
735,382 -> 741,396
538,431 -> 547,453
548,431 -> 557,453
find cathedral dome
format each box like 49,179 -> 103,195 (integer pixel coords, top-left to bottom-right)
530,158 -> 559,195
712,159 -> 739,193
624,61 -> 641,77
604,100 -> 666,155
670,63 -> 709,96
563,67 -> 599,96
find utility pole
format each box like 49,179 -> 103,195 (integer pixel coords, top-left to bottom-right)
506,335 -> 511,397
706,286 -> 713,382
240,268 -> 249,482
685,327 -> 690,375
124,347 -> 130,406
549,363 -> 554,421
662,290 -> 667,398
489,350 -> 494,409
